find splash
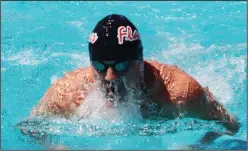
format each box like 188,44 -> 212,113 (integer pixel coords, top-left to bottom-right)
73,79 -> 144,124
2,47 -> 90,68
148,40 -> 246,104
50,52 -> 90,67
5,48 -> 48,65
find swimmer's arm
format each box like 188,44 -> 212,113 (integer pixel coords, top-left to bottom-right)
165,66 -> 240,134
164,65 -> 239,146
198,87 -> 240,134
186,87 -> 240,145
18,68 -> 93,149
182,84 -> 240,134
20,77 -> 85,149
184,86 -> 240,145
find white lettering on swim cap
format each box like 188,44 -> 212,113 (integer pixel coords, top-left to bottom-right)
117,26 -> 140,45
89,32 -> 98,44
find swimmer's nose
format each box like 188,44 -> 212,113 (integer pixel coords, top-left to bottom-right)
105,67 -> 118,81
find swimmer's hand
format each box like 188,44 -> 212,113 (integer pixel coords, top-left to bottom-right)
199,131 -> 226,144
216,119 -> 241,135
185,130 -> 238,150
197,121 -> 240,145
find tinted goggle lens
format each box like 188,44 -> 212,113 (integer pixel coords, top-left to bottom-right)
92,61 -> 130,72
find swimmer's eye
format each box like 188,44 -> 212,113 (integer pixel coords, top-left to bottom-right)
91,60 -> 130,72
114,61 -> 130,72
92,61 -> 106,72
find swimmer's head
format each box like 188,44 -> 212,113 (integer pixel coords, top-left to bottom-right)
88,14 -> 143,61
88,14 -> 144,100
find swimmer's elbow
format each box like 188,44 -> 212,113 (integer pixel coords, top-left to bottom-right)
197,89 -> 240,134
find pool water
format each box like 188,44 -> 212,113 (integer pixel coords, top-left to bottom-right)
1,1 -> 247,150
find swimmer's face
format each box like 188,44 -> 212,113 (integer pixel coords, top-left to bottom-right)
91,60 -> 143,99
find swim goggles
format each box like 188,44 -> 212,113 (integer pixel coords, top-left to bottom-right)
91,60 -> 130,72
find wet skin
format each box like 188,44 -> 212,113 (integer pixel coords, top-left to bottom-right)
30,60 -> 240,134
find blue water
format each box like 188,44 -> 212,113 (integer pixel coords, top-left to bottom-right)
1,1 -> 247,150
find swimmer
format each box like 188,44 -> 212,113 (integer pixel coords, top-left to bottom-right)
20,14 -> 240,147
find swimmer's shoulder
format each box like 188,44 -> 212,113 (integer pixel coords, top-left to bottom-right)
31,67 -> 94,117
144,59 -> 178,69
62,67 -> 94,82
144,59 -> 203,103
52,67 -> 94,86
48,67 -> 94,98
143,59 -> 180,80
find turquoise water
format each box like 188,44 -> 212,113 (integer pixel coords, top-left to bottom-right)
1,1 -> 247,150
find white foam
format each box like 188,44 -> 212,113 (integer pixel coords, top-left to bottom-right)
74,84 -> 143,124
2,46 -> 90,69
68,19 -> 87,33
5,48 -> 48,65
51,52 -> 90,67
68,21 -> 84,28
149,41 -> 246,104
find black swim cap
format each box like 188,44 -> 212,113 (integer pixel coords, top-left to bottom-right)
88,14 -> 143,61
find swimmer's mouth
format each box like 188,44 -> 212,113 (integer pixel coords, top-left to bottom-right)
106,85 -> 121,95
105,81 -> 125,101
105,85 -> 127,108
